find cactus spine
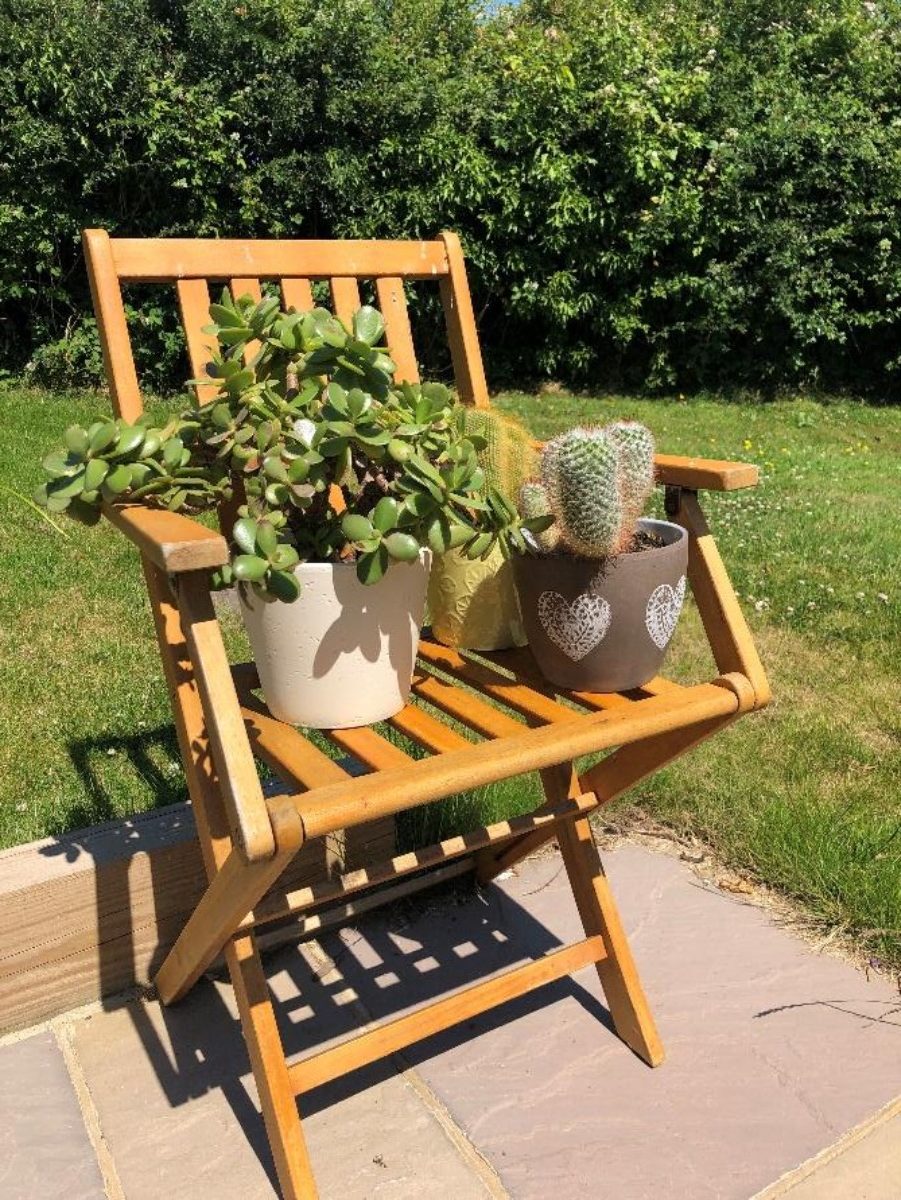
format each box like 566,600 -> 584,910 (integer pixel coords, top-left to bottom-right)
526,421 -> 655,558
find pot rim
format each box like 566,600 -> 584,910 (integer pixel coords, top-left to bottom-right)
520,516 -> 685,559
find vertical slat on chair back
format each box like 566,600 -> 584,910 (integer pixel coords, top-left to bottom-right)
83,229 -> 489,419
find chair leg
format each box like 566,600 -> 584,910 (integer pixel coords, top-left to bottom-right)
228,932 -> 319,1200
544,764 -> 665,1068
155,798 -> 304,1005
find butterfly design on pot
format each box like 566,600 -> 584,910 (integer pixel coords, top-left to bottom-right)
537,590 -> 612,661
645,575 -> 686,649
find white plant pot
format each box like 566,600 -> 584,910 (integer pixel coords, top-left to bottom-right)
239,550 -> 432,729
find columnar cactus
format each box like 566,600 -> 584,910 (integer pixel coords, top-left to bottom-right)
607,420 -> 656,548
527,421 -> 655,558
452,406 -> 537,498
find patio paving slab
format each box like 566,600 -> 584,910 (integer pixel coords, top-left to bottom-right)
70,953 -> 494,1200
320,844 -> 901,1200
11,841 -> 900,1199
0,1030 -> 105,1200
755,1104 -> 901,1200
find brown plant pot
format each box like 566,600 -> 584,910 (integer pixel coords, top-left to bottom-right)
512,518 -> 688,692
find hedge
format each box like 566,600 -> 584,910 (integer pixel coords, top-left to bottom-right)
1,0 -> 899,396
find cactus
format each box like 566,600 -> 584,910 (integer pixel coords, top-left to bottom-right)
606,420 -> 656,550
525,421 -> 655,558
452,406 -> 537,498
518,481 -> 559,552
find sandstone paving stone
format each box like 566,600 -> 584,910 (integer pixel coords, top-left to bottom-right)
0,1030 -> 104,1200
70,949 -> 494,1200
318,845 -> 901,1200
761,1110 -> 901,1200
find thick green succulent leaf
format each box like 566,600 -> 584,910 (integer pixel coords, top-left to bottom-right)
266,568 -> 301,602
47,469 -> 87,500
233,516 -> 258,555
112,424 -> 145,458
352,306 -> 385,347
342,513 -> 374,542
255,520 -> 278,559
64,425 -> 89,457
232,554 -> 269,582
89,422 -> 117,454
84,458 -> 109,490
269,543 -> 300,571
42,451 -> 72,477
372,496 -> 399,533
356,543 -> 389,585
384,531 -> 419,562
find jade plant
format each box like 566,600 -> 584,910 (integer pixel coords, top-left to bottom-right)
518,421 -> 656,558
37,292 -> 541,600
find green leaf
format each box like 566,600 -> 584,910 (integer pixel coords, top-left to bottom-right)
84,458 -> 109,490
266,569 -> 301,602
342,513 -> 374,542
102,460 -> 131,494
233,517 -> 258,555
356,543 -> 390,585
42,451 -> 72,477
384,531 -> 420,562
47,469 -> 87,500
269,543 -> 300,571
112,424 -> 145,458
263,456 -> 288,482
372,496 -> 399,532
162,437 -> 184,470
232,554 -> 269,583
89,422 -> 117,454
63,425 -> 89,457
352,306 -> 385,347
255,521 -> 278,559
387,438 -> 411,463
208,303 -> 246,328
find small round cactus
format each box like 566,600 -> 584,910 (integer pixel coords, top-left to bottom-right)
522,420 -> 655,558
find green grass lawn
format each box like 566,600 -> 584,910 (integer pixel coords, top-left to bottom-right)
1,385 -> 899,970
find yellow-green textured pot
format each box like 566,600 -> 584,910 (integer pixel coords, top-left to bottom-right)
427,545 -> 527,651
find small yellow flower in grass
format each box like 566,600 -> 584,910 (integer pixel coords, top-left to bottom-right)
743,438 -> 753,450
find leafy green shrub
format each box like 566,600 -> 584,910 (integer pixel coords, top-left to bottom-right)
1,0 -> 899,397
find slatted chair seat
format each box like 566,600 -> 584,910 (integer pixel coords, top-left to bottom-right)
82,228 -> 769,1199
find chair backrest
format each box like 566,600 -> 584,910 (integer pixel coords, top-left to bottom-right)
82,229 -> 490,421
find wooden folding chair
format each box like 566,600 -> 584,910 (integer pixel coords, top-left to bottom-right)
82,228 -> 770,1198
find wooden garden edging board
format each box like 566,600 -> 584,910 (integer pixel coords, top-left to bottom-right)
0,802 -> 394,1035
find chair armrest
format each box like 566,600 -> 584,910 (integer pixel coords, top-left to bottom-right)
103,503 -> 229,573
654,454 -> 758,491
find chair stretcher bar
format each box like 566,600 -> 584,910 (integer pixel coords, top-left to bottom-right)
292,682 -> 741,840
288,934 -> 607,1094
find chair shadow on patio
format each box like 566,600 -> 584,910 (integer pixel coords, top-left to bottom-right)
118,866 -> 614,1191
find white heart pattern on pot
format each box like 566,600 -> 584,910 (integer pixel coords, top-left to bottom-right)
537,591 -> 612,661
645,575 -> 686,649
